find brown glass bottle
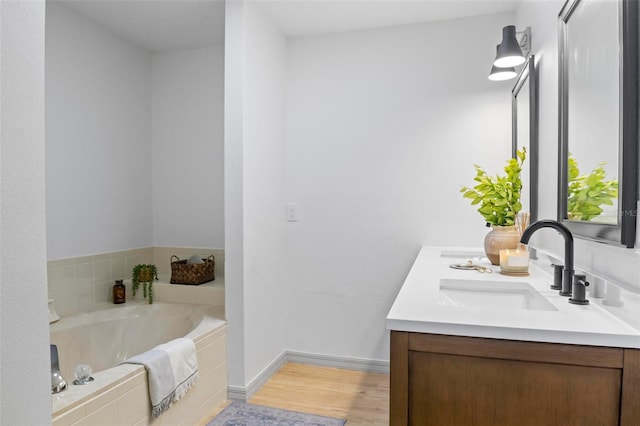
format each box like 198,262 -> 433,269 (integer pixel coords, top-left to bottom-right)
113,280 -> 126,304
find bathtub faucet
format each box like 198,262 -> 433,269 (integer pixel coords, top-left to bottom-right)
51,345 -> 68,394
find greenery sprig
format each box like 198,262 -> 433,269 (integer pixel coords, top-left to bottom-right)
567,155 -> 618,221
132,264 -> 158,304
460,147 -> 526,227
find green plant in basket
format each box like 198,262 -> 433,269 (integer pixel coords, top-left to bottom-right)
132,264 -> 158,304
460,147 -> 526,227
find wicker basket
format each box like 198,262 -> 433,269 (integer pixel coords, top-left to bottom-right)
170,255 -> 215,285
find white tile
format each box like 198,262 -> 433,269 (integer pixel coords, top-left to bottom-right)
94,260 -> 111,283
194,326 -> 226,349
117,383 -> 149,425
52,397 -> 87,426
197,335 -> 226,374
94,281 -> 112,305
74,255 -> 94,265
132,417 -> 149,426
186,388 -> 227,426
74,263 -> 93,286
49,258 -> 75,268
92,252 -> 111,262
71,399 -> 117,426
48,264 -> 76,293
110,257 -> 126,281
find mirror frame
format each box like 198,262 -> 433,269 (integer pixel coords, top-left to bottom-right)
512,55 -> 538,224
557,0 -> 639,248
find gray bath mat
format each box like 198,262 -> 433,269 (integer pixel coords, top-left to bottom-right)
207,402 -> 346,426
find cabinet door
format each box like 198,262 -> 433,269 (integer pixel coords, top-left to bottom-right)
409,351 -> 622,426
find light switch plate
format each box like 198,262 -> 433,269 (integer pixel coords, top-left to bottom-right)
287,204 -> 298,222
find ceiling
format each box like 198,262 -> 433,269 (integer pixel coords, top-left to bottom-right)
259,1 -> 519,37
56,0 -> 226,52
55,0 -> 520,52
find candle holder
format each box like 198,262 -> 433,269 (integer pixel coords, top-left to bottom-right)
499,248 -> 530,275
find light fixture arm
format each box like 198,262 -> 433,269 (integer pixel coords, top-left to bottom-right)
516,27 -> 532,59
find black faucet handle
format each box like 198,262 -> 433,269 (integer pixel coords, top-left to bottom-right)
550,264 -> 563,291
569,274 -> 590,305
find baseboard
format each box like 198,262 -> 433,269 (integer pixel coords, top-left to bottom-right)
226,385 -> 247,402
285,351 -> 390,374
227,351 -> 389,401
227,350 -> 287,402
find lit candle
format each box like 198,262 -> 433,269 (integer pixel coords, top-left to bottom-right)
499,249 -> 529,273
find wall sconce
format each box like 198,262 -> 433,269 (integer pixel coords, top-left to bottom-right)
488,45 -> 517,81
488,26 -> 531,81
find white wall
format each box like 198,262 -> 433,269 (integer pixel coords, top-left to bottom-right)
0,1 -> 51,424
514,1 -> 640,294
45,3 -> 153,260
284,13 -> 515,362
515,2 -> 563,227
224,0 -> 288,394
46,4 -> 226,260
152,46 -> 225,248
224,0 -> 247,391
242,1 -> 288,386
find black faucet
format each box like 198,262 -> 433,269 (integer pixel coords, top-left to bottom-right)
520,220 -> 574,298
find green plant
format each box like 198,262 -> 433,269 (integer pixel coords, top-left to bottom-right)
567,155 -> 618,221
460,147 -> 526,227
132,264 -> 158,304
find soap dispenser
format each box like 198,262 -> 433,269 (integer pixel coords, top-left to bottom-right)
113,279 -> 126,304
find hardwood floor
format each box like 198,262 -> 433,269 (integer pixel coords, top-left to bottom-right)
203,362 -> 390,425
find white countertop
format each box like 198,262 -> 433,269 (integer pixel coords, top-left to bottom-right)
386,246 -> 640,348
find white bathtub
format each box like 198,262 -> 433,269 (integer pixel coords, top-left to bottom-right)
51,302 -> 227,426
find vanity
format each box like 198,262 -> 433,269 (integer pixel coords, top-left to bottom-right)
386,247 -> 640,425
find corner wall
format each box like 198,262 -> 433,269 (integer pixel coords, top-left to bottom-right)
242,0 -> 288,390
223,0 -> 247,393
151,46 -> 225,248
224,0 -> 288,396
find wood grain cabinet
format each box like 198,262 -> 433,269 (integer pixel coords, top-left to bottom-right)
390,331 -> 640,425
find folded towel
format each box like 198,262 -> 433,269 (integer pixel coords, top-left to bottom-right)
124,337 -> 199,419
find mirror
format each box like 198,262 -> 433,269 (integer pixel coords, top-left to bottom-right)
558,0 -> 638,247
512,55 -> 538,224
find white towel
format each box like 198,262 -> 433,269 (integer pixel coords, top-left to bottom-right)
124,337 -> 199,418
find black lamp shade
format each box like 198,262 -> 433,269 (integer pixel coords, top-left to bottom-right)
494,25 -> 525,68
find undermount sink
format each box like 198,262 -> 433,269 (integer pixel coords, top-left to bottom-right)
439,278 -> 558,311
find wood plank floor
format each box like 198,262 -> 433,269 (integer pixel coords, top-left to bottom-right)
203,362 -> 389,425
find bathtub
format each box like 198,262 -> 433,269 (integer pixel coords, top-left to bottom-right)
50,302 -> 227,426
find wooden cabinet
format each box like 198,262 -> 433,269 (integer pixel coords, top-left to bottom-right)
390,331 -> 640,425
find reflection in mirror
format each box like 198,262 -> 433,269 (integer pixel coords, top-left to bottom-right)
558,0 -> 638,247
566,0 -> 619,224
512,55 -> 538,224
567,154 -> 618,223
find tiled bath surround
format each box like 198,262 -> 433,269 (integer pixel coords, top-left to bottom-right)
49,248 -> 226,425
52,319 -> 227,426
47,247 -> 225,317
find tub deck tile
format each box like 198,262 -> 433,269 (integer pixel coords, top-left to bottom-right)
52,364 -> 143,418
